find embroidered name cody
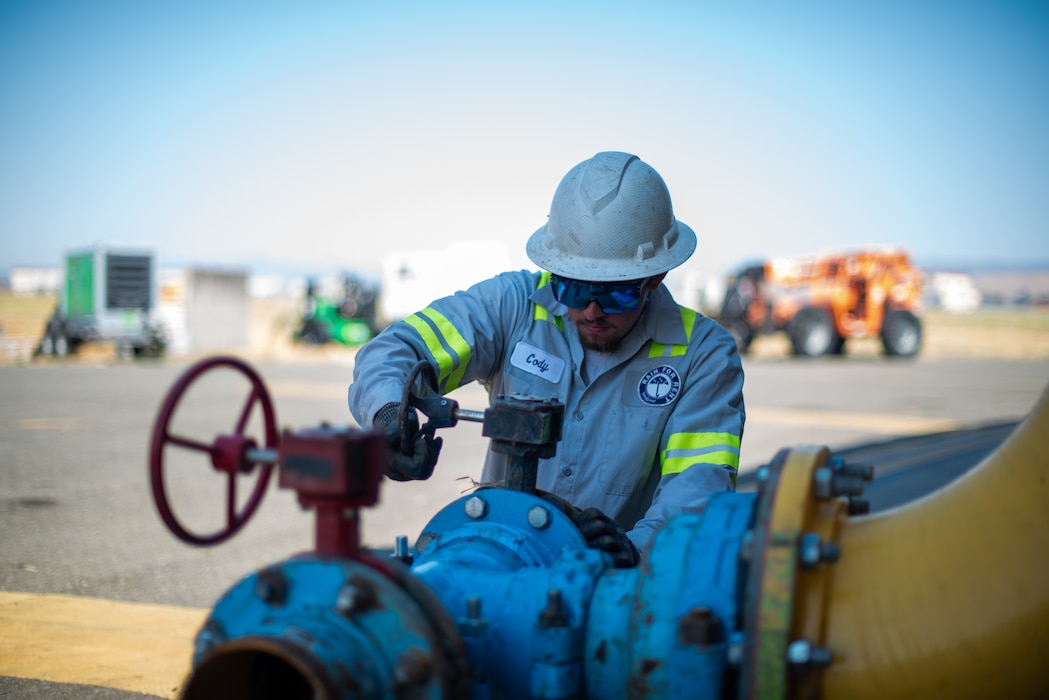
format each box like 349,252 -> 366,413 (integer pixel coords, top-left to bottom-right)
510,342 -> 565,383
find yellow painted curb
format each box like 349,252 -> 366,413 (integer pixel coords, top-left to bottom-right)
0,592 -> 208,699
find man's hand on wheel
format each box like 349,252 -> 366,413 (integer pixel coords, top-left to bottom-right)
537,491 -> 639,568
373,402 -> 442,481
572,507 -> 641,568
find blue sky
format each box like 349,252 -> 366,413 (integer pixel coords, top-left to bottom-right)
2,0 -> 1047,284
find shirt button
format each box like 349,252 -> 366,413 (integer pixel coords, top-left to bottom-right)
562,467 -> 573,476
574,411 -> 584,420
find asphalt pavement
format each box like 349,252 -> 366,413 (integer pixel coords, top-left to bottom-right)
1,354 -> 1046,698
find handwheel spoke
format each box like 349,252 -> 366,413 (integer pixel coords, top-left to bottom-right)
165,432 -> 215,453
235,386 -> 260,434
226,472 -> 237,527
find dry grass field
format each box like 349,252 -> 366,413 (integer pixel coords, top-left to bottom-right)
2,292 -> 1049,366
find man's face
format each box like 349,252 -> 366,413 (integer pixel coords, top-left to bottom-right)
565,275 -> 665,352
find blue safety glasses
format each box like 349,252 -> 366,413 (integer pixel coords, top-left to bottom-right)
549,274 -> 649,314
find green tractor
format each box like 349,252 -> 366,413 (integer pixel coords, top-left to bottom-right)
295,274 -> 381,347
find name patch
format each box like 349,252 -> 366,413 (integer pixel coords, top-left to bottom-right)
638,365 -> 681,405
510,342 -> 565,383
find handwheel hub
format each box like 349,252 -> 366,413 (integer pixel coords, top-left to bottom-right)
211,434 -> 259,473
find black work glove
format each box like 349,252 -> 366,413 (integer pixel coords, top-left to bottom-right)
537,491 -> 639,569
373,402 -> 443,482
573,507 -> 641,568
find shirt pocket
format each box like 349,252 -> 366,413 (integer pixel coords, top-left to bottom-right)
594,393 -> 668,496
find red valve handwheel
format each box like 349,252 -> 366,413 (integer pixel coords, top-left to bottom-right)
149,356 -> 278,546
398,360 -> 441,450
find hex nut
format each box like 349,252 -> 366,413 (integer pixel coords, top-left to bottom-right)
465,496 -> 488,519
527,505 -> 551,529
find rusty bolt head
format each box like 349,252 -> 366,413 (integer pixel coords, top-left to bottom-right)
335,575 -> 377,617
678,607 -> 725,646
254,566 -> 290,606
194,618 -> 227,657
391,646 -> 433,689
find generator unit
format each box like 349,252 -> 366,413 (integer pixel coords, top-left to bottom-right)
38,244 -> 165,357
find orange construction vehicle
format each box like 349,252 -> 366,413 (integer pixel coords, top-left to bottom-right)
717,248 -> 923,357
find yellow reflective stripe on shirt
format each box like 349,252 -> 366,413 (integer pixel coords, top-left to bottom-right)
403,309 -> 471,392
681,307 -> 697,343
533,271 -> 563,331
648,306 -> 698,357
661,431 -> 741,475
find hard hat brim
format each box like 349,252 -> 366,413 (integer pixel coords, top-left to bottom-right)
525,220 -> 697,282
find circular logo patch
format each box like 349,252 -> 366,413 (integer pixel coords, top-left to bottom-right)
638,365 -> 681,405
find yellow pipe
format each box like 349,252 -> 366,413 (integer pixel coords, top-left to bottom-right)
821,385 -> 1049,698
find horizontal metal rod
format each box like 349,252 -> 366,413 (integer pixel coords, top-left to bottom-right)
244,447 -> 280,465
455,408 -> 486,424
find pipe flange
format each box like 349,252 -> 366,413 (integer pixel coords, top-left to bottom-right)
738,446 -> 851,699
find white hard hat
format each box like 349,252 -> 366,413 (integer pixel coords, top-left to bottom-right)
526,151 -> 697,282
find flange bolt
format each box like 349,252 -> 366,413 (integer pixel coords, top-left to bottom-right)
787,639 -> 833,669
678,607 -> 725,645
527,505 -> 551,529
799,532 -> 840,568
465,496 -> 488,519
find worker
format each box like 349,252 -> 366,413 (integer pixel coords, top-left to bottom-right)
348,151 -> 745,567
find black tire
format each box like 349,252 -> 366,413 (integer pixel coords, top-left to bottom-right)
726,321 -> 753,355
789,307 -> 839,357
297,319 -> 330,345
52,331 -> 69,357
881,309 -> 922,357
38,330 -> 55,357
38,317 -> 68,357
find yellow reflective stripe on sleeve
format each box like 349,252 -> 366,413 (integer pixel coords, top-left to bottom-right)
419,308 -> 471,391
648,306 -> 697,357
403,310 -> 470,392
660,431 -> 741,475
533,271 -> 563,331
